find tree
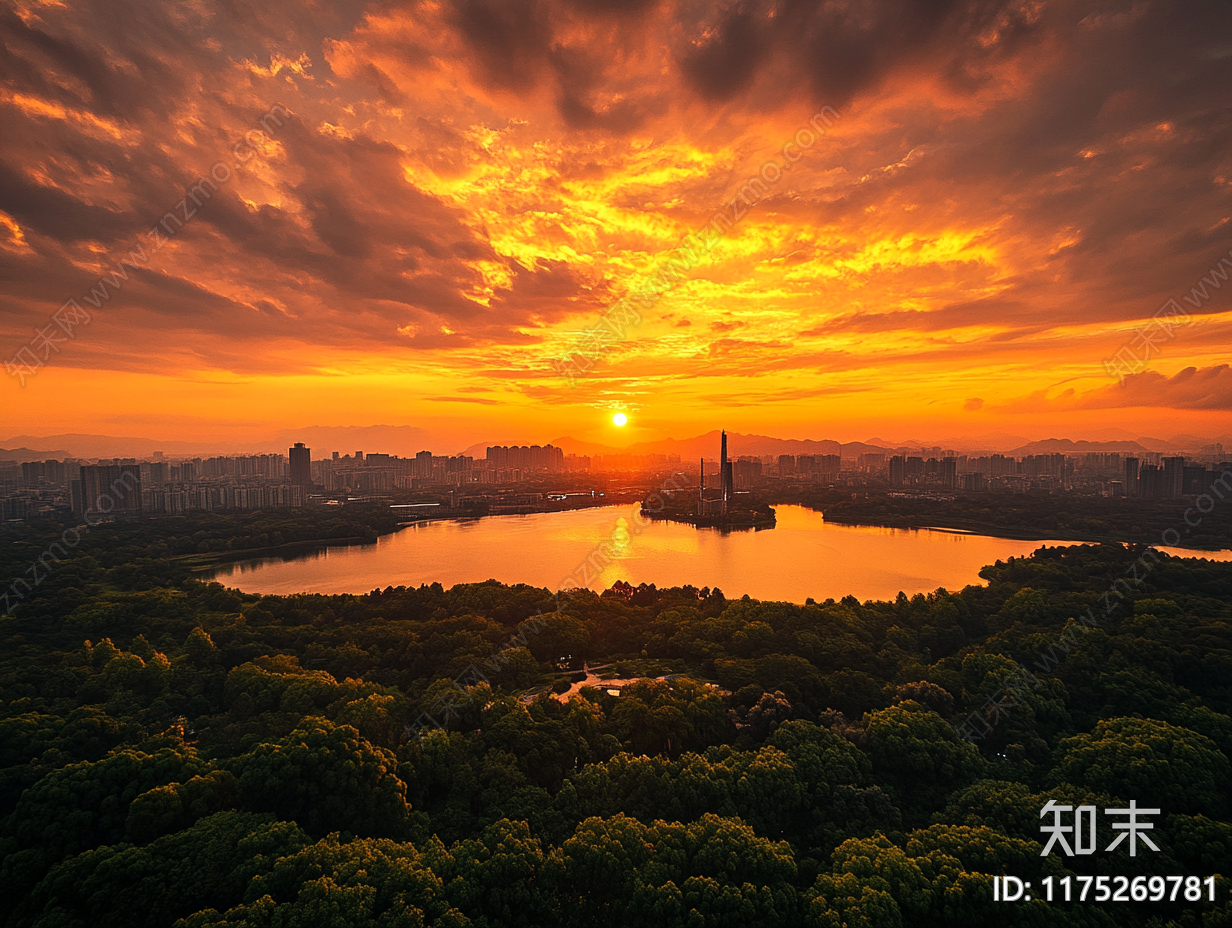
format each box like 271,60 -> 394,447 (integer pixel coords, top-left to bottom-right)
549,813 -> 800,927
742,690 -> 794,740
443,819 -> 551,927
1052,717 -> 1230,815
25,812 -> 308,928
892,682 -> 954,717
185,627 -> 221,668
126,770 -> 239,843
178,834 -> 466,928
231,718 -> 412,838
524,615 -> 590,664
0,745 -> 210,916
863,702 -> 985,822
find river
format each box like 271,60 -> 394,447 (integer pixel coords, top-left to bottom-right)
203,504 -> 1232,602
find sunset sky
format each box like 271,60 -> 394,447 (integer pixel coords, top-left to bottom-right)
2,0 -> 1230,451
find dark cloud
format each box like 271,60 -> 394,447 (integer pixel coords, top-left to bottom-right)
562,0 -> 659,15
678,2 -> 769,101
0,0 -> 600,373
447,0 -> 554,93
676,0 -> 1044,108
441,0 -> 668,131
0,159 -> 139,243
1081,365 -> 1232,410
0,8 -> 185,121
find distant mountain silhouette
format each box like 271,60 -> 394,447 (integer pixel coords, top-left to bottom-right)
0,425 -> 432,459
1006,438 -> 1152,456
0,446 -> 71,462
544,432 -> 900,460
7,426 -> 1225,462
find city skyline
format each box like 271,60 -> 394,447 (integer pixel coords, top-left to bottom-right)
3,422 -> 1230,464
6,429 -> 1225,524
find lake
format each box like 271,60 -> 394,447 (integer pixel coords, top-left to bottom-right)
204,504 -> 1231,602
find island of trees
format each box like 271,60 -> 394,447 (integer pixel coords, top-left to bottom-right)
640,493 -> 777,531
0,508 -> 1229,926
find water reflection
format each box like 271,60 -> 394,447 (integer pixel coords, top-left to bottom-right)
205,504 -> 1232,603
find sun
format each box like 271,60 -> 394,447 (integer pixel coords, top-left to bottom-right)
612,412 -> 628,427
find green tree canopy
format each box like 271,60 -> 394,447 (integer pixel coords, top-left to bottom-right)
1051,717 -> 1230,815
863,702 -> 985,822
230,718 -> 411,838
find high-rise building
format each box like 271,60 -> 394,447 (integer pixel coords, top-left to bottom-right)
289,442 -> 312,488
147,462 -> 168,486
889,455 -> 906,486
20,460 -> 66,486
858,452 -> 886,474
1138,463 -> 1163,498
720,430 -> 733,509
1162,456 -> 1185,498
1124,457 -> 1139,497
485,444 -> 565,472
733,458 -> 762,488
961,472 -> 986,491
78,465 -> 141,515
940,457 -> 957,489
1183,465 -> 1207,495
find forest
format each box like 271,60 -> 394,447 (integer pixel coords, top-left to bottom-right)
0,508 -> 1230,926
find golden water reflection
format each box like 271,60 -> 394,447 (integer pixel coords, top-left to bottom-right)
208,504 -> 1232,603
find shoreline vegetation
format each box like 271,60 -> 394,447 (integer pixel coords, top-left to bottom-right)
795,490 -> 1232,551
641,502 -> 777,531
817,513 -> 1232,551
48,488 -> 1232,581
5,485 -> 1226,585
0,507 -> 1229,927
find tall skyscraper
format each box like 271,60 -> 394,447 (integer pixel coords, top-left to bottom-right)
147,462 -> 168,486
78,465 -> 141,514
1124,457 -> 1139,497
940,457 -> 957,489
1162,456 -> 1185,498
289,442 -> 312,488
889,455 -> 906,486
720,430 -> 733,510
1138,463 -> 1162,498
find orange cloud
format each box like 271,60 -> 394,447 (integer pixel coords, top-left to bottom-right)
1,0 -> 1230,444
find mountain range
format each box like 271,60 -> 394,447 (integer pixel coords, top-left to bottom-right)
4,428 -> 1228,463
466,431 -> 1230,461
0,426 -> 431,460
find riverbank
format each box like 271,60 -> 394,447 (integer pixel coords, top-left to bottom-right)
782,489 -> 1232,552
815,510 -> 1232,553
181,499 -> 625,574
178,533 -> 391,571
201,504 -> 1113,602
